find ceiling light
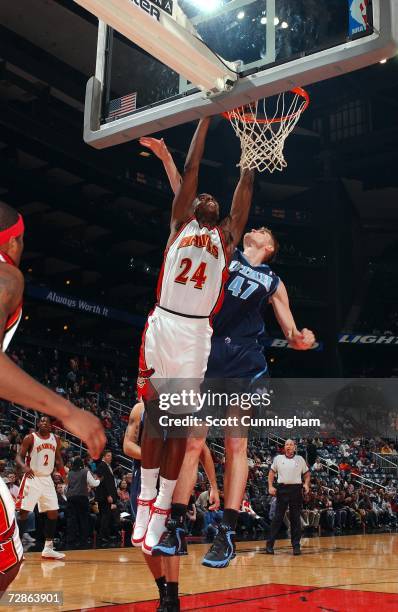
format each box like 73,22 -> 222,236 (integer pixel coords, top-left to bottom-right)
237,11 -> 245,20
379,58 -> 387,63
274,17 -> 280,25
281,21 -> 288,29
24,315 -> 29,321
63,325 -> 68,331
139,151 -> 151,157
260,16 -> 267,24
188,0 -> 222,12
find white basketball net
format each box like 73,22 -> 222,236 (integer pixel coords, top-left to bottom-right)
225,89 -> 309,174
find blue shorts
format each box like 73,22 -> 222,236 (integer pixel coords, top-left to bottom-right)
205,337 -> 268,388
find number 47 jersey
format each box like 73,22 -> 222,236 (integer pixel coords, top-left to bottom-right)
157,218 -> 228,318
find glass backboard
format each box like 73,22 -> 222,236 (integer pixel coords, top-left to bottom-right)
81,0 -> 398,148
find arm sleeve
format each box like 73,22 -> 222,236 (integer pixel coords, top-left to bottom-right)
270,457 -> 278,472
87,471 -> 100,487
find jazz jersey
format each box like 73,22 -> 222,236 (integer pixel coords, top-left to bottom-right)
212,249 -> 280,339
28,432 -> 57,477
206,249 -> 280,381
157,218 -> 228,317
0,251 -> 22,352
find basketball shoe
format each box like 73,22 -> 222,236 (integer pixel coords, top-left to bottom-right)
152,519 -> 187,557
201,523 -> 236,568
41,544 -> 65,560
142,506 -> 170,555
131,496 -> 156,546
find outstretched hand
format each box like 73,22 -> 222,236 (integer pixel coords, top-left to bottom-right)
288,328 -> 315,350
139,137 -> 169,161
61,405 -> 106,459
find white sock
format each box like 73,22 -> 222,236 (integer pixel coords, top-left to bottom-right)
44,540 -> 53,549
155,476 -> 177,510
140,467 -> 160,500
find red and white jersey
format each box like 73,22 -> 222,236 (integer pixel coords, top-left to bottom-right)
0,251 -> 22,352
0,476 -> 23,572
157,218 -> 228,317
28,432 -> 57,476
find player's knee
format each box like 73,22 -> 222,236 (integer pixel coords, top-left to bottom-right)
186,436 -> 205,457
225,436 -> 247,456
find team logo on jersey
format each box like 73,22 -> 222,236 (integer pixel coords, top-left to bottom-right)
137,367 -> 155,388
178,234 -> 219,259
36,442 -> 56,453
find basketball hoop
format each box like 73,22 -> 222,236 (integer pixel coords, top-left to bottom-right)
222,87 -> 310,174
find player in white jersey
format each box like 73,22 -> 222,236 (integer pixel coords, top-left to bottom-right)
133,117 -> 255,555
0,200 -> 106,589
16,416 -> 66,559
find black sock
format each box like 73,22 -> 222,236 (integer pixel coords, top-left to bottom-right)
155,575 -> 166,595
170,503 -> 187,524
17,519 -> 28,537
44,518 -> 57,541
223,508 -> 239,530
167,582 -> 179,600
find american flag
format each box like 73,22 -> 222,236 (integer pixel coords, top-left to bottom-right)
107,92 -> 137,121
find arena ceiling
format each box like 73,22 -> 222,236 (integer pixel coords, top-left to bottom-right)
0,0 -> 398,355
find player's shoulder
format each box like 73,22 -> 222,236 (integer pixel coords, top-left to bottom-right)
0,263 -> 24,297
130,401 -> 144,421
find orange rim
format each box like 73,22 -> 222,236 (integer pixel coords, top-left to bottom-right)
222,87 -> 310,125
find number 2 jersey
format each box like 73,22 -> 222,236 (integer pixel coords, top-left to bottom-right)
206,248 -> 280,380
27,432 -> 57,476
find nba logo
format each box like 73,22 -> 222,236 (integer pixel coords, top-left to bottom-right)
349,0 -> 370,36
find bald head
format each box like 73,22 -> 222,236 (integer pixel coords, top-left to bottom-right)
284,439 -> 296,457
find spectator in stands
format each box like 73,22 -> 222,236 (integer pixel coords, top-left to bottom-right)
95,449 -> 118,547
66,456 -> 100,549
312,458 -> 323,472
380,443 -> 393,454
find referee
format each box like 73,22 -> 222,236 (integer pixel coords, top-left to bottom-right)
266,439 -> 310,555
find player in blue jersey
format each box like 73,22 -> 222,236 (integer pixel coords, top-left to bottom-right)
139,138 -> 315,609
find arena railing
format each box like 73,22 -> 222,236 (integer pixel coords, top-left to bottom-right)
372,452 -> 398,475
108,398 -> 131,417
319,458 -> 387,491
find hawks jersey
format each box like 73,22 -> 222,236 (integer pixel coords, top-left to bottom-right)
157,218 -> 228,317
212,249 -> 280,339
0,476 -> 23,572
28,432 -> 57,476
0,251 -> 22,352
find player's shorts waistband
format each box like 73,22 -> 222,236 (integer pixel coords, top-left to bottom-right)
212,336 -> 260,345
156,305 -> 209,320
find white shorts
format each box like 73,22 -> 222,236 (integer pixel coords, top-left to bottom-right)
19,475 -> 58,513
138,306 -> 212,414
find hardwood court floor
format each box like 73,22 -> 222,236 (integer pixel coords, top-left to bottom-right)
7,534 -> 398,611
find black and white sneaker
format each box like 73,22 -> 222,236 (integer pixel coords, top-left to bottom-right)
152,520 -> 187,557
202,523 -> 236,568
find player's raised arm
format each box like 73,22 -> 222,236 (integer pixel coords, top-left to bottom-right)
269,280 -> 315,350
123,401 -> 144,460
220,167 -> 255,254
139,137 -> 182,195
170,117 -> 211,232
